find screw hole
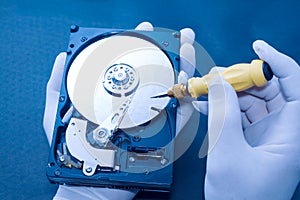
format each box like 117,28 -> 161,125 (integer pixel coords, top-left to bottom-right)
49,162 -> 55,167
69,44 -> 75,48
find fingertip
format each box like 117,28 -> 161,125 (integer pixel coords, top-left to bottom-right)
178,70 -> 188,84
57,52 -> 67,61
53,52 -> 67,70
252,40 -> 285,67
252,40 -> 272,60
135,22 -> 154,31
180,28 -> 195,45
252,40 -> 267,52
48,52 -> 67,92
53,52 -> 67,72
192,101 -> 208,115
180,43 -> 196,67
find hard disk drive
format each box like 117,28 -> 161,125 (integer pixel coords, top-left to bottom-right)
46,25 -> 180,191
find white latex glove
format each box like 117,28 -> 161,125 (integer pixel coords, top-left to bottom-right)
44,52 -> 66,144
43,22 -> 196,200
176,28 -> 196,135
193,40 -> 300,199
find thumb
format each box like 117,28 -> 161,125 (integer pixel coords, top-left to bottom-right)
207,72 -> 246,153
43,52 -> 67,145
253,40 -> 300,101
47,52 -> 66,93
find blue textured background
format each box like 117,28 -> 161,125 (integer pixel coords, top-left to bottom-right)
0,0 -> 299,199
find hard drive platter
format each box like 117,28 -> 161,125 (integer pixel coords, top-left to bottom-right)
47,25 -> 180,191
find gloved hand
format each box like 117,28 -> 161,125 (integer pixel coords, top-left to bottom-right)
176,28 -> 196,135
43,22 -> 196,199
193,40 -> 300,199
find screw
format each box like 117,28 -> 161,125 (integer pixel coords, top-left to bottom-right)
133,135 -> 141,142
85,167 -> 92,173
54,169 -> 61,176
59,155 -> 65,162
66,49 -> 72,55
59,96 -> 65,102
162,41 -> 169,47
96,130 -> 107,139
129,156 -> 135,162
173,31 -> 180,38
143,169 -> 149,175
160,158 -> 168,165
70,25 -> 79,33
172,103 -> 177,108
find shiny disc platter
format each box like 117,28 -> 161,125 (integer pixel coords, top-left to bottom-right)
67,34 -> 175,129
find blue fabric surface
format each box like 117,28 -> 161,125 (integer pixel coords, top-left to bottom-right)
0,0 -> 299,199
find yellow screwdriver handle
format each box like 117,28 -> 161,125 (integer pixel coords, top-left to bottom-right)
187,59 -> 273,98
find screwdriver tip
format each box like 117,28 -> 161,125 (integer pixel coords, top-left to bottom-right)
150,94 -> 168,98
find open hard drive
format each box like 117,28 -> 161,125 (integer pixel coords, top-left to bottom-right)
47,25 -> 180,191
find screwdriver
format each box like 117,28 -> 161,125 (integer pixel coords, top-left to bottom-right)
151,59 -> 273,99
